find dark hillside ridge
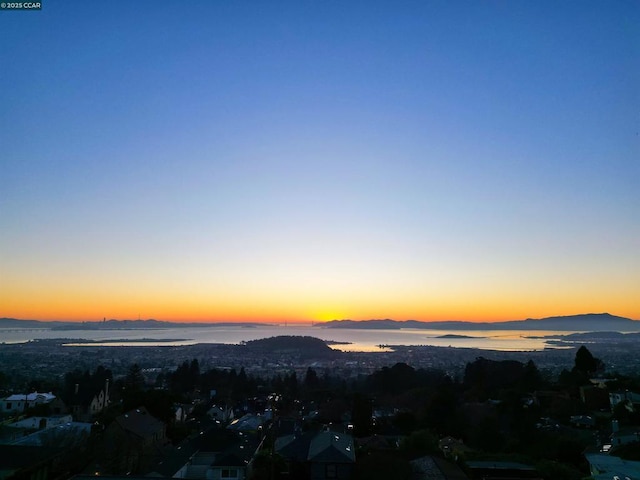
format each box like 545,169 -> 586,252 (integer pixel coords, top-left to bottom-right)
242,336 -> 338,358
0,318 -> 67,328
320,313 -> 640,331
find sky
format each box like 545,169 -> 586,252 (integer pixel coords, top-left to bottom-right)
1,1 -> 639,323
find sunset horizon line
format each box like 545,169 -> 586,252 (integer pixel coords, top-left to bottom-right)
2,312 -> 638,324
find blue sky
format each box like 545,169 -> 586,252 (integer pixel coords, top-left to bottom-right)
1,1 -> 639,322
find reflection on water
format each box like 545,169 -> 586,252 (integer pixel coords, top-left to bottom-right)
330,343 -> 393,353
0,325 -> 583,352
62,340 -> 198,347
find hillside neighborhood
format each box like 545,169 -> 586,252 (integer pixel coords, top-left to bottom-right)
1,338 -> 640,479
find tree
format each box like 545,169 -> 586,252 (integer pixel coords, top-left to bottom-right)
352,393 -> 373,437
304,367 -> 319,388
423,376 -> 462,435
399,429 -> 440,459
249,451 -> 288,480
284,372 -> 298,396
125,364 -> 145,392
521,360 -> 543,391
169,359 -> 201,394
369,363 -> 417,393
574,346 -> 603,374
142,389 -> 176,424
237,367 -> 248,389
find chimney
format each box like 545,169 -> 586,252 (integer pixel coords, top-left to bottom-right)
612,419 -> 619,433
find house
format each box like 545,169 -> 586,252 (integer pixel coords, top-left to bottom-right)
308,431 -> 355,480
173,402 -> 196,423
585,452 -> 640,480
227,413 -> 264,432
150,427 -> 257,480
610,390 -> 640,411
7,414 -> 73,431
580,385 -> 610,411
532,390 -> 570,409
208,404 -> 234,424
209,448 -> 251,480
100,407 -> 167,474
10,421 -> 91,448
570,415 -> 596,429
410,456 -> 469,479
465,461 -> 543,480
611,427 -> 640,448
69,379 -> 110,422
46,396 -> 67,415
173,452 -> 217,479
356,434 -> 400,451
1,392 -> 57,414
439,436 -> 473,460
275,430 -> 355,480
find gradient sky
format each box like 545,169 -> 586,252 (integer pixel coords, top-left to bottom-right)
1,1 -> 639,323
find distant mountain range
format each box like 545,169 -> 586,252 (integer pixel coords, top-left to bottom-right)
0,318 -> 268,330
1,313 -> 638,332
318,313 -> 640,332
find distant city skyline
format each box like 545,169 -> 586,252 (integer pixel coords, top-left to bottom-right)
1,2 -> 638,323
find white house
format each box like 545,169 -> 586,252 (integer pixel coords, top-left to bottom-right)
8,414 -> 73,430
1,392 -> 56,413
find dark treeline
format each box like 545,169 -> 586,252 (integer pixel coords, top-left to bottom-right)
3,346 -> 640,479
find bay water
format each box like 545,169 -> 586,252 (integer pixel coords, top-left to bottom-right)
0,325 -> 578,352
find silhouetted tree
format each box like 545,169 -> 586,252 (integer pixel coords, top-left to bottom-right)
423,376 -> 462,435
304,367 -> 319,388
399,429 -> 439,459
392,410 -> 419,434
573,346 -> 603,374
352,393 -> 373,436
464,357 -> 539,400
233,367 -> 251,396
170,359 -> 201,394
125,363 -> 145,392
370,363 -> 418,394
521,360 -> 544,391
142,389 -> 176,424
284,372 -> 298,396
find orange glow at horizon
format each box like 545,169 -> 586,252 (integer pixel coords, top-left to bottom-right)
2,297 -> 639,324
2,265 -> 639,323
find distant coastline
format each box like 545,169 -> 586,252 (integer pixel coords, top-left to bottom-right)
0,318 -> 273,330
1,313 -> 639,333
435,334 -> 484,339
316,313 -> 640,332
